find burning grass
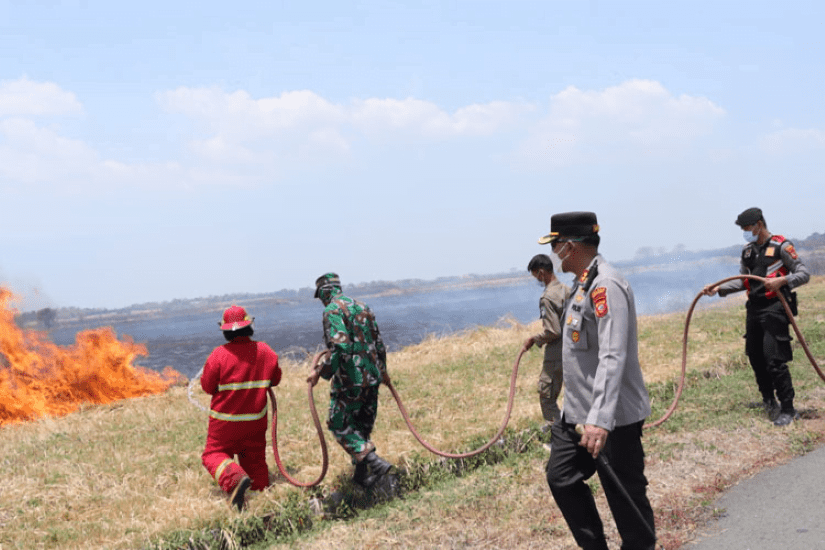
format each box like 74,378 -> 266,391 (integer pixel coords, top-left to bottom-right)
1,278 -> 824,549
0,287 -> 183,426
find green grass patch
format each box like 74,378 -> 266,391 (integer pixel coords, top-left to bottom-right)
3,277 -> 825,550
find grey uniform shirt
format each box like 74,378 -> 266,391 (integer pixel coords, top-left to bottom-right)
561,255 -> 651,431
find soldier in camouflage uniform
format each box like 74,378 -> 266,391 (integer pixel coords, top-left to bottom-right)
308,273 -> 393,486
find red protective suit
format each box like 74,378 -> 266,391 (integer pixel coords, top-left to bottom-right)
201,336 -> 281,492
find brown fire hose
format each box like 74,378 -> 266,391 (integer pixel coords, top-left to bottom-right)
268,351 -> 329,488
644,274 -> 824,429
267,345 -> 525,488
383,347 -> 527,459
295,347 -> 527,462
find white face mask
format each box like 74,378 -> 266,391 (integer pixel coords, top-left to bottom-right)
743,227 -> 759,243
550,242 -> 571,272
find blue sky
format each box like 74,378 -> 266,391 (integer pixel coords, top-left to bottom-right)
1,1 -> 823,310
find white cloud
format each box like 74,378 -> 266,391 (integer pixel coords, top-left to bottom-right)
759,127 -> 825,155
516,79 -> 726,168
350,97 -> 527,138
188,135 -> 258,164
0,118 -> 98,184
1,79 -> 732,190
157,88 -> 350,164
158,88 -> 345,136
0,117 -> 198,190
351,97 -> 447,135
0,77 -> 83,117
159,88 -> 529,164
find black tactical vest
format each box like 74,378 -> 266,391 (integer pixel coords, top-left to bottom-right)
742,235 -> 789,300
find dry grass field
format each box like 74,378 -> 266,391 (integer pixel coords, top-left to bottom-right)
1,277 -> 824,550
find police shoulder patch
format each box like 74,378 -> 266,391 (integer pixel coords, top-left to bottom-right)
591,287 -> 608,318
786,243 -> 799,260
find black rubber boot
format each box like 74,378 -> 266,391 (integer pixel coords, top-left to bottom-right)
764,398 -> 779,420
353,461 -> 376,487
230,476 -> 251,511
774,402 -> 797,427
364,451 -> 392,478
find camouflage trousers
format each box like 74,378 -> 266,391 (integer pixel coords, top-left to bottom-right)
327,385 -> 379,463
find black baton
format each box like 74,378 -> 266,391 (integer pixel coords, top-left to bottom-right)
576,425 -> 656,541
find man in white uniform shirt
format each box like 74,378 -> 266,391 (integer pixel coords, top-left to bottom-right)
539,211 -> 656,550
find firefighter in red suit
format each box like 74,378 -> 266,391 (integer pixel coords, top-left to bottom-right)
201,305 -> 282,510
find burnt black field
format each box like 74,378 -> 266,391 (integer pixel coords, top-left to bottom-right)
30,254 -> 751,379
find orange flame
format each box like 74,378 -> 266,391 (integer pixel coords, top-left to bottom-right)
0,287 -> 183,426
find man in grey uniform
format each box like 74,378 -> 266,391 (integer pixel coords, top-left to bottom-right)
539,212 -> 656,550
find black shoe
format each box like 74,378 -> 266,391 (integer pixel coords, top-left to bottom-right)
764,399 -> 780,420
364,451 -> 393,478
773,410 -> 797,427
230,475 -> 251,511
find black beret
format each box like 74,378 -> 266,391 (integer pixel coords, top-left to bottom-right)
735,207 -> 763,227
538,211 -> 600,245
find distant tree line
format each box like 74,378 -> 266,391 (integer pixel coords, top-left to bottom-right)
11,231 -> 825,329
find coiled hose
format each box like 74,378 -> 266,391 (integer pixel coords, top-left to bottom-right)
644,274 -> 824,429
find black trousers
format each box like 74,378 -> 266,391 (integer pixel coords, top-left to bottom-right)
546,419 -> 656,550
745,300 -> 795,409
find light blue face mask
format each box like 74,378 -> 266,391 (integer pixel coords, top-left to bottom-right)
743,229 -> 758,243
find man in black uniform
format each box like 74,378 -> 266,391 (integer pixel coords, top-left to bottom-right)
704,207 -> 810,426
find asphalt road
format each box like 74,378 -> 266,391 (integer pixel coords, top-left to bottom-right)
681,444 -> 825,549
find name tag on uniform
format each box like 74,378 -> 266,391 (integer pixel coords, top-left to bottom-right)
766,247 -> 776,257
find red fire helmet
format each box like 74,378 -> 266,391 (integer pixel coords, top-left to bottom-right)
219,305 -> 253,331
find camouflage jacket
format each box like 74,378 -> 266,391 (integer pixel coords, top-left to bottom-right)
321,292 -> 387,394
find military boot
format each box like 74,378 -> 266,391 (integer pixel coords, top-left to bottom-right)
774,403 -> 798,427
352,461 -> 376,487
763,398 -> 780,420
364,451 -> 393,478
